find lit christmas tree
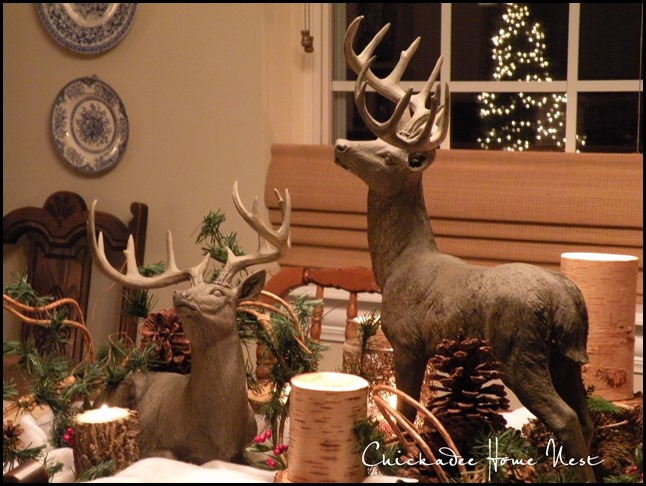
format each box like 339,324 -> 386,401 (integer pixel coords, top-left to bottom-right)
478,3 -> 568,151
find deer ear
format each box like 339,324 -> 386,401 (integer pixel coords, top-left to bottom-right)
236,270 -> 267,301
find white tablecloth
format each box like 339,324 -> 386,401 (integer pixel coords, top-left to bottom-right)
5,403 -> 533,483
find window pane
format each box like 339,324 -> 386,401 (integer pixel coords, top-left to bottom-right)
452,92 -> 566,151
577,93 -> 642,153
333,4 -> 441,82
452,3 -> 568,81
579,4 -> 643,80
333,92 -> 394,142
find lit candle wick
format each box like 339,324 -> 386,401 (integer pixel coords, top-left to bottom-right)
77,404 -> 130,424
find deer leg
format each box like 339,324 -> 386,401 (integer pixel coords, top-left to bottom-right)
393,352 -> 428,422
503,365 -> 596,483
550,355 -> 594,452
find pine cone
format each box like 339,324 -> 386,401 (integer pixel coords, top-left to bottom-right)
591,405 -> 643,476
3,420 -> 25,451
522,417 -> 554,452
525,401 -> 643,480
425,331 -> 509,454
140,308 -> 192,374
397,439 -> 442,483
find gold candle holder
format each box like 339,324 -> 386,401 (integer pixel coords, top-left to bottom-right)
72,405 -> 140,477
283,372 -> 369,483
561,252 -> 640,400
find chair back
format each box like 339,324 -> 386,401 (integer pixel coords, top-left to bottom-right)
256,266 -> 381,380
3,191 -> 148,361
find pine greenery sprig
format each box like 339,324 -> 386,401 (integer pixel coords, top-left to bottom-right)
122,262 -> 166,319
75,460 -> 116,482
470,427 -> 540,483
3,440 -> 46,470
587,395 -> 621,415
238,294 -> 326,444
353,416 -> 403,476
43,457 -> 65,481
3,380 -> 17,402
3,271 -> 53,307
194,209 -> 245,281
355,310 -> 381,378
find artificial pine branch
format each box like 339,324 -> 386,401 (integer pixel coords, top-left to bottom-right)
3,271 -> 53,307
193,209 -> 245,281
469,427 -> 540,483
587,395 -> 621,415
238,294 -> 326,446
355,310 -> 381,378
122,262 -> 166,319
75,460 -> 116,482
353,416 -> 402,477
4,380 -> 17,402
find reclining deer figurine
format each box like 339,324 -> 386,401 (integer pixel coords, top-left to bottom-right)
334,17 -> 595,482
87,181 -> 290,465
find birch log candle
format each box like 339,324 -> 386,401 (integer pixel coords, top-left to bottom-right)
72,405 -> 140,476
561,252 -> 640,400
285,372 -> 369,483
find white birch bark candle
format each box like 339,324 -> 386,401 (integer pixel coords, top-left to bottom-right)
561,252 -> 639,400
72,405 -> 140,476
286,372 -> 369,483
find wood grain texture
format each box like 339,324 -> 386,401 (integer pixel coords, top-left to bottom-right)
3,191 -> 148,359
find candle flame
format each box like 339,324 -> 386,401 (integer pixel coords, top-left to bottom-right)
387,393 -> 398,409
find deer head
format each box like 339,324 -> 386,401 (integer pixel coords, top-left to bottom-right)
88,181 -> 291,347
334,16 -> 450,196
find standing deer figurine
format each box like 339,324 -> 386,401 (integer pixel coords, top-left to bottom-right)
334,17 -> 596,482
87,181 -> 290,465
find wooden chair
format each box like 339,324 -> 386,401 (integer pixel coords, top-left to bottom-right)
3,191 -> 148,361
256,266 -> 381,380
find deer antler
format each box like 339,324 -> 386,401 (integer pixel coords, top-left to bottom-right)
88,201 -> 210,289
217,181 -> 291,284
345,15 -> 450,152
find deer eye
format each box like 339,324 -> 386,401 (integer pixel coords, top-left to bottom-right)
382,153 -> 396,166
211,288 -> 224,297
408,152 -> 428,168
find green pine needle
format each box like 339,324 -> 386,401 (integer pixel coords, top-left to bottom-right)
586,395 -> 621,414
353,416 -> 403,476
3,271 -> 53,306
75,460 -> 116,482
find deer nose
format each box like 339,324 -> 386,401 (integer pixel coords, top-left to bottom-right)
335,142 -> 347,152
175,289 -> 191,299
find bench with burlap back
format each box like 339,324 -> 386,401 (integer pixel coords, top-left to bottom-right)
265,144 -> 643,304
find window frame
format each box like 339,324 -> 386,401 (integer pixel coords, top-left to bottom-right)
317,3 -> 643,153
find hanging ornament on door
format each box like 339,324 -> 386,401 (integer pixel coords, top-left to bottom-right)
301,3 -> 314,53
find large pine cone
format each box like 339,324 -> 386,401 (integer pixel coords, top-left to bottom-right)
140,308 -> 191,374
426,332 -> 509,453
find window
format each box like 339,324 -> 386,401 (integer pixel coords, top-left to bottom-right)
330,3 -> 643,153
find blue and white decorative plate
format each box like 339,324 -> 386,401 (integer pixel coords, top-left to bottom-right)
50,76 -> 129,175
36,4 -> 138,54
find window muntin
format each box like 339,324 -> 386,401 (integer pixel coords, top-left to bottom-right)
330,3 -> 643,154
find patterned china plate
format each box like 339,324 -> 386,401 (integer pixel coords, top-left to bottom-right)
50,77 -> 128,175
36,4 -> 138,54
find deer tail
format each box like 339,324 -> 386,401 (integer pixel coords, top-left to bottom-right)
555,282 -> 590,365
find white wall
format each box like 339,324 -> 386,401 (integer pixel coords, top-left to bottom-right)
3,4 -> 313,346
